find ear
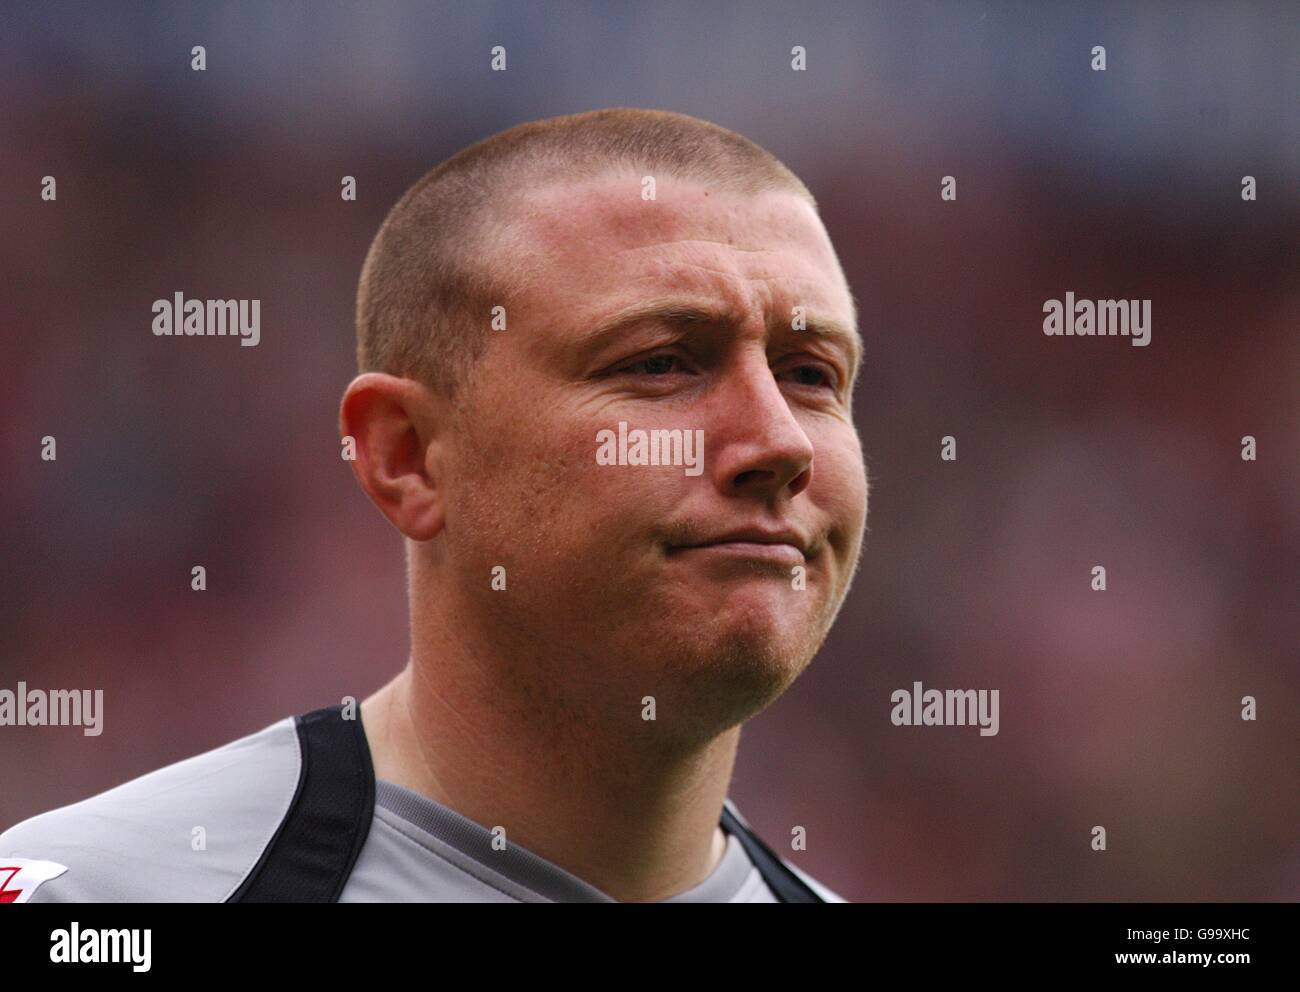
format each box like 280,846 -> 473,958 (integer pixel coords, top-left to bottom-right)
339,373 -> 448,541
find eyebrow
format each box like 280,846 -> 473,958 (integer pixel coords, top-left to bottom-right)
577,297 -> 863,375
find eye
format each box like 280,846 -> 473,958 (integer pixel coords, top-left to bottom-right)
781,362 -> 839,390
619,353 -> 683,376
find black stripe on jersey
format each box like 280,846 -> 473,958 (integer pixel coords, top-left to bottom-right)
720,804 -> 824,903
228,705 -> 375,902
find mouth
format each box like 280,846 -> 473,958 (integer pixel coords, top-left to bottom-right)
669,541 -> 807,566
666,528 -> 813,565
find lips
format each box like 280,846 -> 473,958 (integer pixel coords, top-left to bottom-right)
669,527 -> 812,560
677,541 -> 806,566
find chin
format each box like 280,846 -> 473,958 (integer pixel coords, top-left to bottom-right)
671,599 -> 823,709
603,578 -> 831,733
713,584 -> 824,651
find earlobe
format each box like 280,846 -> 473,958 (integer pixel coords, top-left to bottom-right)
339,373 -> 447,542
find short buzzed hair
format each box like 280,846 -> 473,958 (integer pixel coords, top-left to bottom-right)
355,107 -> 818,399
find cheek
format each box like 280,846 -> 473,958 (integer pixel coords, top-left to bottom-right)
453,410 -> 572,535
450,402 -> 663,561
814,428 -> 869,537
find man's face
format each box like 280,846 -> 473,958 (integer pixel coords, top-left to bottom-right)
441,172 -> 867,739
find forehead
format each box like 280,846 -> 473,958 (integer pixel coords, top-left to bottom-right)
495,173 -> 855,337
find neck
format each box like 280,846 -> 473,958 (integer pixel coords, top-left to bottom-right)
360,620 -> 739,901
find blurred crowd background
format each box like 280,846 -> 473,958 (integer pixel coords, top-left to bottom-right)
2,1 -> 1296,901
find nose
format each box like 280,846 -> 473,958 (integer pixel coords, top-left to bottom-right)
707,351 -> 814,501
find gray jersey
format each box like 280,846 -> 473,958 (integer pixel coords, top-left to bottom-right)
0,705 -> 846,903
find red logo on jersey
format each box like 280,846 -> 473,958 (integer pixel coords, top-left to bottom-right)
0,867 -> 24,903
0,860 -> 68,903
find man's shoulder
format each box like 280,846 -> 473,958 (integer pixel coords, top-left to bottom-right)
0,715 -> 301,902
